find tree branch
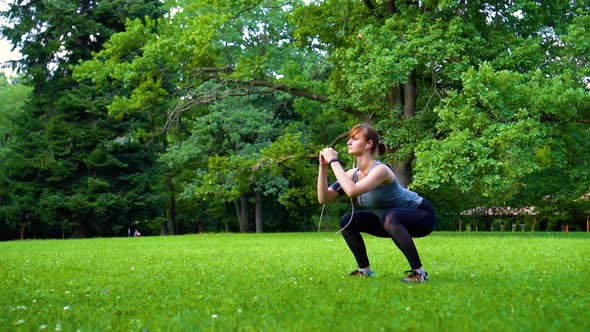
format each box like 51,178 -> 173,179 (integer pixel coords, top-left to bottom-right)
363,0 -> 377,14
251,131 -> 352,172
180,65 -> 331,103
363,0 -> 389,19
230,0 -> 265,20
328,132 -> 349,147
164,65 -> 373,132
188,65 -> 233,76
251,153 -> 317,172
163,88 -> 275,133
245,80 -> 329,103
385,0 -> 397,15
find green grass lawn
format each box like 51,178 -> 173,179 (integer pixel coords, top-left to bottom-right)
1,232 -> 589,331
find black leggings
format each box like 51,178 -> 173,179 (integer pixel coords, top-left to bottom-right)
339,199 -> 436,270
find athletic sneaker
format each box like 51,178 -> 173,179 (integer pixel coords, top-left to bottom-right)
401,270 -> 429,283
349,270 -> 375,277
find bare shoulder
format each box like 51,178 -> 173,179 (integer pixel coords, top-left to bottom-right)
345,168 -> 357,177
374,163 -> 395,182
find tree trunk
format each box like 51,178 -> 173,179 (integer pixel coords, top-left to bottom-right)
240,193 -> 249,232
160,220 -> 168,235
234,197 -> 250,233
234,200 -> 241,232
389,70 -> 417,186
71,221 -> 89,238
19,224 -> 26,240
198,220 -> 206,233
386,85 -> 403,110
392,153 -> 413,188
255,191 -> 263,233
386,0 -> 397,15
165,175 -> 176,235
404,70 -> 417,118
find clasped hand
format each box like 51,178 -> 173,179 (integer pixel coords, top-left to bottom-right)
319,147 -> 338,166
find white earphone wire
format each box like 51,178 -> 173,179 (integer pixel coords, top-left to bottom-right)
318,144 -> 367,236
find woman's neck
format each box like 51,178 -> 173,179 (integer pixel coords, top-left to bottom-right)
356,154 -> 374,173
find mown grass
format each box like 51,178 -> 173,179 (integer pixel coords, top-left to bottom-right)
1,232 -> 589,331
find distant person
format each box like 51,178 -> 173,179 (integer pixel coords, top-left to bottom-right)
317,123 -> 436,283
133,228 -> 141,237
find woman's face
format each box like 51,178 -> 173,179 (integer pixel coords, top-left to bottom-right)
347,131 -> 369,155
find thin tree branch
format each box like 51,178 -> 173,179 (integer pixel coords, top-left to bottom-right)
245,80 -> 329,103
251,153 -> 317,172
251,131 -> 352,172
230,0 -> 265,20
179,65 -> 331,103
165,65 -> 373,132
188,65 -> 233,76
328,132 -> 349,147
163,88 -> 275,133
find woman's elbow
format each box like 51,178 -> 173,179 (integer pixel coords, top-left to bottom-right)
343,188 -> 359,198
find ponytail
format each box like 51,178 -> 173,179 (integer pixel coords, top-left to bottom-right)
377,143 -> 387,156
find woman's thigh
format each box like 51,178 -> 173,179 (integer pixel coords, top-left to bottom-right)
341,210 -> 389,237
383,208 -> 435,238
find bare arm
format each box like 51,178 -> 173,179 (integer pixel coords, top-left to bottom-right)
329,162 -> 393,197
317,163 -> 340,204
320,146 -> 394,197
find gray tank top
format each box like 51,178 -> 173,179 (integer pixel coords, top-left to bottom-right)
329,161 -> 423,217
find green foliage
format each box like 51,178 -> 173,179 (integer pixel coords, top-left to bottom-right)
0,1 -> 168,239
72,0 -> 590,231
2,1 -> 590,236
405,1 -> 590,218
414,59 -> 590,212
0,74 -> 31,144
74,0 -> 340,232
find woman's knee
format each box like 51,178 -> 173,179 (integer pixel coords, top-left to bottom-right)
413,216 -> 436,237
383,213 -> 400,230
339,214 -> 353,228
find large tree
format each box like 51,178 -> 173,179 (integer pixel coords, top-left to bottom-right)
0,0 -> 167,238
75,0 -> 590,231
410,1 -> 590,222
0,73 -> 32,240
75,0 -> 338,233
291,0 -> 589,226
